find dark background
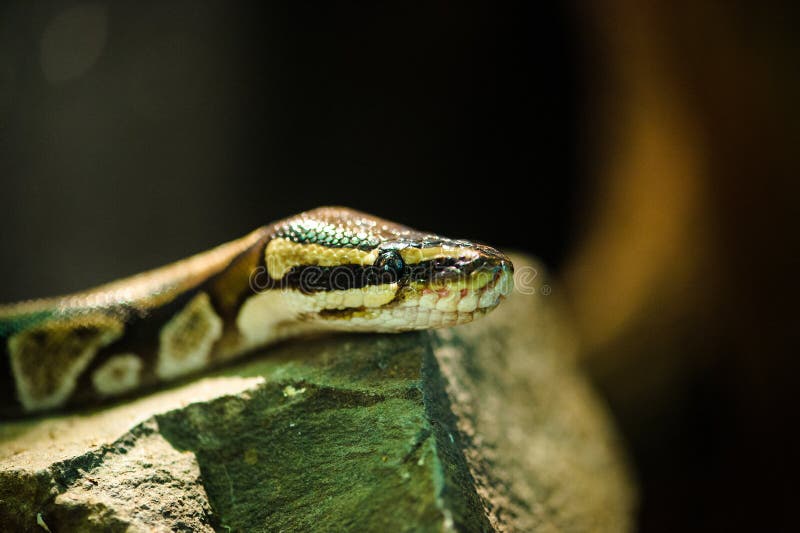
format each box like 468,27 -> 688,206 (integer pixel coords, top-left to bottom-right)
1,2 -> 796,532
0,1 -> 578,302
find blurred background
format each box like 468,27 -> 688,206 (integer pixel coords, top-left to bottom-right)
0,2 -> 796,531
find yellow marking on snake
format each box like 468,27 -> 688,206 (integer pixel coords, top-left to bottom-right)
265,241 -> 482,281
265,238 -> 379,279
398,246 -> 479,265
8,314 -> 123,411
157,292 -> 223,379
92,353 -> 143,397
237,284 -> 399,345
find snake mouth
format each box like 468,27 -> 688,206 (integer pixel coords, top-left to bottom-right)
312,260 -> 514,331
413,262 -> 514,313
306,247 -> 514,331
377,260 -> 514,329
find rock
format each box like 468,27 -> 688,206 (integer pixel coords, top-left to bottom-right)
0,254 -> 635,532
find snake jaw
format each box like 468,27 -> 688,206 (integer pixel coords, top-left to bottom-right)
418,260 -> 514,314
312,256 -> 514,331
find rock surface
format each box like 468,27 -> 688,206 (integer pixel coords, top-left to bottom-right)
0,254 -> 635,532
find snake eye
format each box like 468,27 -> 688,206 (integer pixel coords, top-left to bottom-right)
374,249 -> 405,280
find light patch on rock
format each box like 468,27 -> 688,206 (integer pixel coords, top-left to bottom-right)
157,292 -> 223,380
92,353 -> 143,397
282,385 -> 306,397
36,512 -> 52,532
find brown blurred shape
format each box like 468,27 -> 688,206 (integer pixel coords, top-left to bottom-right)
564,2 -> 798,531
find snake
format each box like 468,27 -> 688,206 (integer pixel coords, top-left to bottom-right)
0,207 -> 513,417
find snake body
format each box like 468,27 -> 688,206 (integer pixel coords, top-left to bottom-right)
0,207 -> 513,416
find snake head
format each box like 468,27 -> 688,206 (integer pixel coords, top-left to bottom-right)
258,207 -> 514,332
356,237 -> 514,330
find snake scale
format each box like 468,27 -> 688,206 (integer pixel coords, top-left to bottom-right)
0,207 -> 513,417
